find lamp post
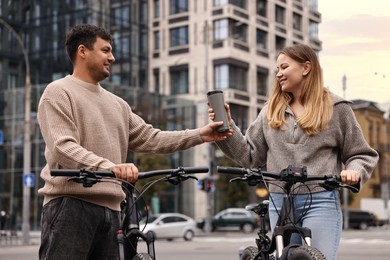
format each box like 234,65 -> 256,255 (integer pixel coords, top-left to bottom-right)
0,18 -> 32,245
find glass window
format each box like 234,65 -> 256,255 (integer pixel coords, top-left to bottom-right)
293,13 -> 302,31
308,0 -> 318,11
153,69 -> 160,93
257,67 -> 268,96
214,0 -> 246,8
256,29 -> 267,49
232,22 -> 247,42
214,19 -> 229,40
112,6 -> 130,26
214,64 -> 247,91
154,31 -> 160,50
170,0 -> 188,14
170,26 -> 188,47
154,0 -> 160,18
256,0 -> 267,17
229,104 -> 249,131
309,20 -> 318,38
275,35 -> 285,53
275,5 -> 285,25
170,69 -> 189,94
214,0 -> 228,5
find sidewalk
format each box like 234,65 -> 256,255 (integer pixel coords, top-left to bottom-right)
0,230 -> 41,247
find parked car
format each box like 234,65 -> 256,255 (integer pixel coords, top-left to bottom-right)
140,213 -> 197,241
197,208 -> 260,233
345,209 -> 378,230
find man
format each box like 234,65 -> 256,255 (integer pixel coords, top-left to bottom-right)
38,24 -> 230,259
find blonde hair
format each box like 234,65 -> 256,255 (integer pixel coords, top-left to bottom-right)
267,44 -> 333,135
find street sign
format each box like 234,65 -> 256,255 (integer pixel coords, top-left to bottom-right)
23,173 -> 35,187
0,130 -> 3,145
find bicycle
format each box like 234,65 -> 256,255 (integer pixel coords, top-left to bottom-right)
217,165 -> 359,260
51,166 -> 209,260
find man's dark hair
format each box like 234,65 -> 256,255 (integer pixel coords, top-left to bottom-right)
65,24 -> 112,64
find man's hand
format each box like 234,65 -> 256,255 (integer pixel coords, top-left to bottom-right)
199,121 -> 233,142
110,163 -> 139,183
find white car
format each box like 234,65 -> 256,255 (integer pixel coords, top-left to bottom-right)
140,213 -> 197,241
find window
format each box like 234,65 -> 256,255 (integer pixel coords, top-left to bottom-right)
154,0 -> 160,18
170,0 -> 188,14
214,19 -> 229,40
113,33 -> 130,60
170,26 -> 189,47
232,22 -> 247,42
230,104 -> 249,131
257,67 -> 269,96
154,31 -> 160,50
214,63 -> 248,91
309,20 -> 318,38
275,35 -> 285,53
153,69 -> 160,93
170,66 -> 189,94
293,13 -> 302,31
214,19 -> 247,42
275,5 -> 285,25
256,29 -> 267,49
112,6 -> 130,26
308,0 -> 318,11
214,0 -> 246,8
256,0 -> 267,17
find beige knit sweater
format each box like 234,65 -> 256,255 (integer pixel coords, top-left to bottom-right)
38,75 -> 203,211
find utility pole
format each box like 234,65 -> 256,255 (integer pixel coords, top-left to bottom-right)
0,18 -> 32,244
342,74 -> 349,229
203,19 -> 215,233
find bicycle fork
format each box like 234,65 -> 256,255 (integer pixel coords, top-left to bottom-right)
273,195 -> 312,258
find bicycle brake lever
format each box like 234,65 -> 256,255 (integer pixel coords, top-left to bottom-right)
229,176 -> 243,183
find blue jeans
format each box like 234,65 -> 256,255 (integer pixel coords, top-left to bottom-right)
39,197 -> 121,260
269,190 -> 342,260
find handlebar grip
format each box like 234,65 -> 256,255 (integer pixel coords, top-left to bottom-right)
181,166 -> 209,174
217,166 -> 246,175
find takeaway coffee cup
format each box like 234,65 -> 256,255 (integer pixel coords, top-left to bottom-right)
207,90 -> 230,133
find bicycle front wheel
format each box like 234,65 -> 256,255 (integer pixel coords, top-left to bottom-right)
133,252 -> 153,260
288,245 -> 326,260
241,246 -> 275,260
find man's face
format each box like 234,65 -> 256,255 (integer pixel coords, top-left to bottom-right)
85,37 -> 115,82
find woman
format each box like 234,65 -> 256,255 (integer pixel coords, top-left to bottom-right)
209,43 -> 378,260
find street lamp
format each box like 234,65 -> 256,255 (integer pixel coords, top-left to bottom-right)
0,18 -> 32,245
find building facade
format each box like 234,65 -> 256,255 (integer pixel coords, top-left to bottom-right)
147,0 -> 322,218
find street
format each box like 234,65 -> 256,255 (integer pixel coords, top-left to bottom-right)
1,226 -> 390,260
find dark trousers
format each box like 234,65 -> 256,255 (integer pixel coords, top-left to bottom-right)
39,197 -> 121,260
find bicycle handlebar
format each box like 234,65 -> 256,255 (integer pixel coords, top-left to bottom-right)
217,165 -> 360,193
51,166 -> 210,187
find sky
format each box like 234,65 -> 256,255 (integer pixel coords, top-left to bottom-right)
318,0 -> 390,108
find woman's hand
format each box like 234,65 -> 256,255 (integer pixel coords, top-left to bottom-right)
340,170 -> 360,185
208,104 -> 233,123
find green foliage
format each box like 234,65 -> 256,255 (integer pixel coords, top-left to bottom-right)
134,153 -> 171,205
215,154 -> 251,210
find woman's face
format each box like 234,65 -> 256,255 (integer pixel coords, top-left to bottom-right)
276,53 -> 307,97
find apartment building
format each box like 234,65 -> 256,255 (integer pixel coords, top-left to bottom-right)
148,0 -> 321,217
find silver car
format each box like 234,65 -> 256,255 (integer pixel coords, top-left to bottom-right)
140,213 -> 197,241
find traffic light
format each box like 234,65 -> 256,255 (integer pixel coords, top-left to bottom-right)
198,178 -> 215,192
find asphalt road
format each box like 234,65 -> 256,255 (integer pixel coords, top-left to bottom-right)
1,226 -> 390,260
